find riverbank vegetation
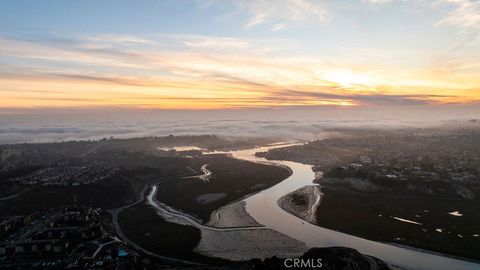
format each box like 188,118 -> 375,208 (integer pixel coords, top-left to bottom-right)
155,154 -> 292,222
265,126 -> 480,261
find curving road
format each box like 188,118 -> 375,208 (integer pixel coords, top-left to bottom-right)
108,165 -> 266,265
107,176 -> 206,266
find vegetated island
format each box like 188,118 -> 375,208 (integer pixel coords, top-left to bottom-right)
263,125 -> 480,261
0,135 -> 395,269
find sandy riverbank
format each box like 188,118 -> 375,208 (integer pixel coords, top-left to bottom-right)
194,228 -> 307,261
198,200 -> 306,260
149,189 -> 307,261
207,201 -> 261,227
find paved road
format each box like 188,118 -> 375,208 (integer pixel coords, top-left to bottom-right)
107,176 -> 206,266
108,166 -> 269,266
0,187 -> 34,201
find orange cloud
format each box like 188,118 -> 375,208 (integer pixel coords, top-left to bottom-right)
1,34 -> 479,109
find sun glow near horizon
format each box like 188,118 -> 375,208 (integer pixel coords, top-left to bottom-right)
1,0 -> 480,110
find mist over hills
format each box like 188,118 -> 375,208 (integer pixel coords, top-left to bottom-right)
1,105 -> 479,144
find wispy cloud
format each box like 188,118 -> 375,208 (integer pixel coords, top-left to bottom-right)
206,0 -> 328,30
438,0 -> 480,31
0,32 -> 478,109
270,23 -> 290,31
363,0 -> 396,4
181,36 -> 249,50
364,0 -> 480,33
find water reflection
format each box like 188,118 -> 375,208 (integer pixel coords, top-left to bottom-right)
229,144 -> 480,270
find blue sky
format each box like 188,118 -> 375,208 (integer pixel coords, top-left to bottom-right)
1,0 -> 480,109
0,0 -> 459,45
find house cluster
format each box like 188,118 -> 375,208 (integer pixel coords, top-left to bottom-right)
0,206 -> 141,269
0,206 -> 103,257
10,166 -> 118,186
0,215 -> 34,240
333,150 -> 480,183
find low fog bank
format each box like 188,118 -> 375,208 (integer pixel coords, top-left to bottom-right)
0,105 -> 479,144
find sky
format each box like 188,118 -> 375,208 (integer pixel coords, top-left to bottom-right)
1,0 -> 480,110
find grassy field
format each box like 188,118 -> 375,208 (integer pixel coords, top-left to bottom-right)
315,186 -> 480,261
118,203 -> 203,259
154,154 -> 291,222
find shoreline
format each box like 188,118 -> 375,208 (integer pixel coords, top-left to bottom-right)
195,199 -> 307,261
277,185 -> 320,224
207,201 -> 262,228
278,183 -> 480,265
235,143 -> 480,270
147,184 -> 307,261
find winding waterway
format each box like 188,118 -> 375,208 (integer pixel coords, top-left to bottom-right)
229,143 -> 480,270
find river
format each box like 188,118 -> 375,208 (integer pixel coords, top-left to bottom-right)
229,143 -> 480,270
